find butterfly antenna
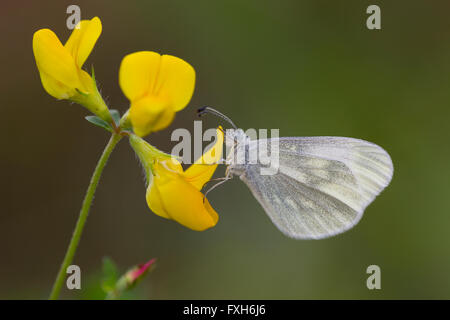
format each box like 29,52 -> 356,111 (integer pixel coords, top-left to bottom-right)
197,106 -> 238,129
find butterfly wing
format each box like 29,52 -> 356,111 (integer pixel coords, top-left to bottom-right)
239,137 -> 393,239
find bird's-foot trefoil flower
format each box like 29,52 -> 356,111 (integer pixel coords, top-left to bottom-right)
129,127 -> 224,231
119,51 -> 195,137
32,17 -> 112,122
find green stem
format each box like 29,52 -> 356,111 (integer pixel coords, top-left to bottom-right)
49,133 -> 122,300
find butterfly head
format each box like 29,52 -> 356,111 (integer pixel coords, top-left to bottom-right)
197,107 -> 249,175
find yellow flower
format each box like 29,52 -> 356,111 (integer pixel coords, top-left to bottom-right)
130,127 -> 224,231
119,51 -> 195,137
32,17 -> 111,122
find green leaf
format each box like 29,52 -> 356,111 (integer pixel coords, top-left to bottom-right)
85,115 -> 113,132
101,257 -> 119,293
110,109 -> 121,127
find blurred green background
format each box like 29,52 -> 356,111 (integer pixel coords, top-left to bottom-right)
1,0 -> 450,299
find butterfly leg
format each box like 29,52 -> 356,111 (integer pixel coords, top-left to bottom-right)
201,168 -> 233,202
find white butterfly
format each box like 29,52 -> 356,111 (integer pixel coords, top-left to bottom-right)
198,107 -> 394,239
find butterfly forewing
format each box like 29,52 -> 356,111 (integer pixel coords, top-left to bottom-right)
239,137 -> 393,239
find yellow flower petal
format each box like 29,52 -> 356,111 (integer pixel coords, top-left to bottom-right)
119,52 -> 195,110
33,29 -> 80,98
38,70 -> 75,100
119,51 -> 195,135
194,127 -> 224,165
129,95 -> 175,137
159,157 -> 184,174
145,159 -> 184,220
184,127 -> 224,190
157,55 -> 195,111
32,19 -> 110,121
119,51 -> 162,102
131,137 -> 220,231
149,165 -> 218,231
64,17 -> 102,67
146,176 -> 170,219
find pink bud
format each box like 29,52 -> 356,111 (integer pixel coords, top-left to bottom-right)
126,258 -> 157,284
